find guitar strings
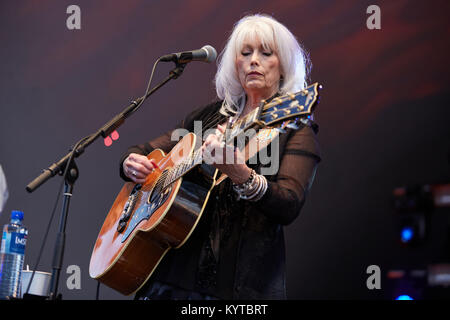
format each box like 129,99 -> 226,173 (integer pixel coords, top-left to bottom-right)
199,113 -> 228,134
161,108 -> 247,189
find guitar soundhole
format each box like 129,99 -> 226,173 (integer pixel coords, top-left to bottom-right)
149,178 -> 171,207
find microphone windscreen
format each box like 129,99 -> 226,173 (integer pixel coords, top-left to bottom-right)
202,45 -> 217,63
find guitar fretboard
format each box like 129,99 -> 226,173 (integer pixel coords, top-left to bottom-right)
162,148 -> 203,189
161,109 -> 259,189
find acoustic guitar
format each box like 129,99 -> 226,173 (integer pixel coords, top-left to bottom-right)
89,83 -> 322,295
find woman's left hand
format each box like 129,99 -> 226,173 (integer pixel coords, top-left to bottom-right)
201,124 -> 252,184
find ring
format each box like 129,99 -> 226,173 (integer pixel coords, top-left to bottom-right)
131,170 -> 137,176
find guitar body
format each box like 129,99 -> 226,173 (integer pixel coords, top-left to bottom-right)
89,132 -> 217,295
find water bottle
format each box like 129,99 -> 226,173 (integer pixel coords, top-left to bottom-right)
0,210 -> 28,300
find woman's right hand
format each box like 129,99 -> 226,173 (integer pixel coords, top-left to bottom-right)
123,153 -> 158,184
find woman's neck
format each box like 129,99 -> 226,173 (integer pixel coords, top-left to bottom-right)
241,88 -> 279,118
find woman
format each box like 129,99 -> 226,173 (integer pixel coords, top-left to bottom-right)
120,14 -> 321,300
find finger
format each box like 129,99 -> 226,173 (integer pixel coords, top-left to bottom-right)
134,163 -> 153,175
127,163 -> 151,178
132,170 -> 148,179
133,177 -> 147,184
128,153 -> 152,167
127,153 -> 146,163
131,154 -> 155,172
202,143 -> 215,164
203,135 -> 215,147
217,124 -> 226,133
126,166 -> 141,179
125,154 -> 150,173
214,129 -> 224,142
124,161 -> 136,179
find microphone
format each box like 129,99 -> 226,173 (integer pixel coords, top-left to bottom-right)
160,45 -> 217,64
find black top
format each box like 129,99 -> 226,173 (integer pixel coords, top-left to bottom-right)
119,100 -> 321,299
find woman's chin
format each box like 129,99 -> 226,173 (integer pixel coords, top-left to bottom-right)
245,81 -> 266,91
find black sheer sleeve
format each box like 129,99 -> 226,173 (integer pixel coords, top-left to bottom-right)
254,125 -> 321,225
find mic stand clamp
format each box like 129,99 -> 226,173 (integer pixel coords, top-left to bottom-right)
169,62 -> 186,79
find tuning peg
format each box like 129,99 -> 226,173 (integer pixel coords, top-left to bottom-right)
286,122 -> 300,130
300,118 -> 312,126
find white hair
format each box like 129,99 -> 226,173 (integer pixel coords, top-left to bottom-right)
215,14 -> 311,116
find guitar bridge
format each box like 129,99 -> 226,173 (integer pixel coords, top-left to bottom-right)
117,184 -> 141,233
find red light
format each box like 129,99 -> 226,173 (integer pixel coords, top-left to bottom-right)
104,136 -> 112,147
111,130 -> 119,141
387,270 -> 405,279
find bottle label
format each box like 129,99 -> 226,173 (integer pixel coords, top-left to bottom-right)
1,232 -> 27,255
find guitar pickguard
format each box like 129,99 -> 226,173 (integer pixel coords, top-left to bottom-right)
119,172 -> 174,243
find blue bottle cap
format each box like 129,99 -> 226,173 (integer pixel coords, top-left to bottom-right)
11,210 -> 24,220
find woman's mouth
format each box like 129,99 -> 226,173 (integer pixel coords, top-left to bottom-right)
247,71 -> 263,77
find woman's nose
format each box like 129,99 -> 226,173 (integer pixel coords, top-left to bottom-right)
250,51 -> 260,65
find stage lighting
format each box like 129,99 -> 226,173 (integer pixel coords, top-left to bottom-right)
395,294 -> 414,300
386,268 -> 426,300
392,185 -> 433,246
400,227 -> 414,243
396,212 -> 426,246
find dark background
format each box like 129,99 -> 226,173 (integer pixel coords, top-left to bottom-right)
1,0 -> 449,300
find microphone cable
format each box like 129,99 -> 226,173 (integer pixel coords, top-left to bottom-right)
126,57 -> 162,117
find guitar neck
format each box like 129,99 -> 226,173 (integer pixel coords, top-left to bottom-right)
162,148 -> 203,189
162,111 -> 260,189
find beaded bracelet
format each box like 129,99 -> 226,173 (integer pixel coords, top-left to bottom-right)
241,175 -> 268,202
232,169 -> 268,202
249,175 -> 268,202
232,169 -> 256,192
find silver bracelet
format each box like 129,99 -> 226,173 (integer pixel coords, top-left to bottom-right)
232,169 -> 256,192
241,175 -> 263,199
233,172 -> 268,202
248,175 -> 268,202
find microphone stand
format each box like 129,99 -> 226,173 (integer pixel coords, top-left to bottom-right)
25,62 -> 187,300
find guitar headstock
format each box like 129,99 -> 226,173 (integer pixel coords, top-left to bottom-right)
256,82 -> 321,129
226,82 -> 322,141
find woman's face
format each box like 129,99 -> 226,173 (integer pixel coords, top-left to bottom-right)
235,38 -> 281,100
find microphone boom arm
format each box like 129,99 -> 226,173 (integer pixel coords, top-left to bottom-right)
25,62 -> 187,193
